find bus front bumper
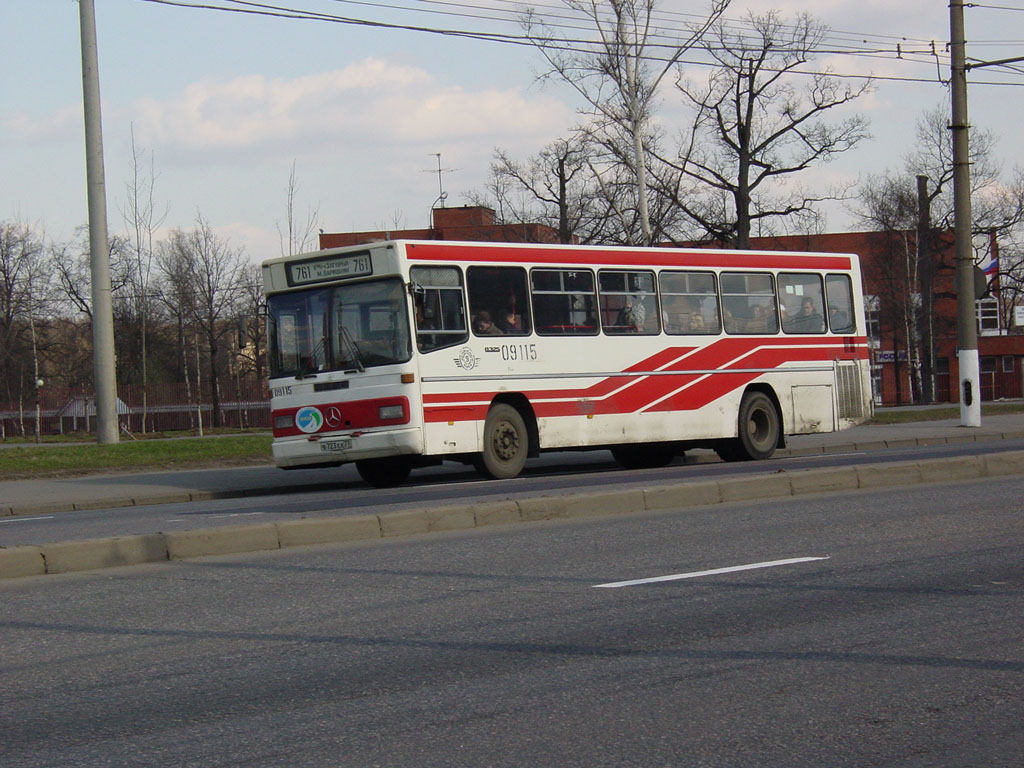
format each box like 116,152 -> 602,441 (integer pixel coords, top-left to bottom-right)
272,427 -> 422,469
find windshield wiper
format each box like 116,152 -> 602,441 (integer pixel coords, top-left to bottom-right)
339,325 -> 366,373
295,336 -> 327,379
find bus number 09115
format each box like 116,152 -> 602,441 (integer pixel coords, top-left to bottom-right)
501,344 -> 538,362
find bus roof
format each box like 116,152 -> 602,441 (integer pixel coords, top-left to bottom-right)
262,239 -> 859,273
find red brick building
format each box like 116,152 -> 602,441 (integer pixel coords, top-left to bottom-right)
319,205 -> 566,249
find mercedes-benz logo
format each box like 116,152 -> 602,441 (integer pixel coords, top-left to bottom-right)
324,406 -> 343,428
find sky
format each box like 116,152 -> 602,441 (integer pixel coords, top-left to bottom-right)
3,0 -> 1023,266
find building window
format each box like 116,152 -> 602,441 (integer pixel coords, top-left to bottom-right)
976,297 -> 1000,335
936,357 -> 950,375
864,294 -> 881,342
1003,355 -> 1015,373
981,356 -> 997,374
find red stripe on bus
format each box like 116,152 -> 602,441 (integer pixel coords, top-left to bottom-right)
404,242 -> 854,272
422,337 -> 866,405
421,338 -> 868,422
421,346 -> 694,404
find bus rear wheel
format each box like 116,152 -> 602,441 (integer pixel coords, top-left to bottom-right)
611,444 -> 677,470
355,456 -> 412,488
474,403 -> 529,480
715,391 -> 779,462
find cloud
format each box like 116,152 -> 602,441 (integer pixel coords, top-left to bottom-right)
2,104 -> 81,142
130,58 -> 573,163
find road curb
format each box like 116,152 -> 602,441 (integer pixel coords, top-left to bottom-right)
3,449 -> 1023,581
5,430 -> 1024,520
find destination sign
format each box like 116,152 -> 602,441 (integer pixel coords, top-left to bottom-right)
287,251 -> 373,286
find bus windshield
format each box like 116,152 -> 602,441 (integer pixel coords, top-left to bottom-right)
267,277 -> 411,379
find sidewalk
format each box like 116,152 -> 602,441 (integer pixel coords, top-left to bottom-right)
3,412 -> 1024,518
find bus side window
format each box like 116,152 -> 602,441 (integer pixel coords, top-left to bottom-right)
721,272 -> 778,335
599,269 -> 659,335
410,266 -> 468,352
825,274 -> 856,333
467,266 -> 532,336
780,273 -> 826,334
531,268 -> 598,335
660,271 -> 720,335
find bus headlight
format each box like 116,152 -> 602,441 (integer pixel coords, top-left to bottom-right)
378,404 -> 404,421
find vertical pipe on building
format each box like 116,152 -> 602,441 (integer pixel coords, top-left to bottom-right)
79,0 -> 119,443
949,0 -> 981,426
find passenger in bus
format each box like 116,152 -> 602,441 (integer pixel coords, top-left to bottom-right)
723,308 -> 742,334
745,303 -> 772,333
788,297 -> 823,332
500,310 -> 523,334
829,303 -> 852,333
616,296 -> 645,332
661,297 -> 684,333
473,310 -> 503,336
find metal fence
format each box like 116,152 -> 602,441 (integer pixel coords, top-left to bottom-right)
0,380 -> 271,437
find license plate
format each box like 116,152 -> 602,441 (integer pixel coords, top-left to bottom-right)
319,439 -> 352,453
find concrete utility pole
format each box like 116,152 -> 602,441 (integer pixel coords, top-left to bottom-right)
949,0 -> 981,427
917,175 -> 935,405
79,0 -> 119,444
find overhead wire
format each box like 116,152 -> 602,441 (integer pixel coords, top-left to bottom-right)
145,0 -> 939,59
325,0 -> 948,58
137,0 -> 1024,87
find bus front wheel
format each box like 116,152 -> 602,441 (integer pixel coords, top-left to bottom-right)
716,391 -> 779,462
355,456 -> 412,488
474,403 -> 529,480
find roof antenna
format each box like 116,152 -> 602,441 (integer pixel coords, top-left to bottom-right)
423,152 -> 457,210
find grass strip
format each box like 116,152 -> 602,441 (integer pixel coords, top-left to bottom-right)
0,435 -> 273,478
867,402 -> 1024,424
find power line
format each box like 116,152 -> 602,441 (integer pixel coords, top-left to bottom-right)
137,0 -> 1024,87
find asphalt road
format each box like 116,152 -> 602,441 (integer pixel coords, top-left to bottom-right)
3,436 -> 1024,548
2,475 -> 1021,767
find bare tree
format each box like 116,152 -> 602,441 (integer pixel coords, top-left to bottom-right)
469,137 -> 614,244
905,107 -> 1024,285
236,262 -> 267,384
523,0 -> 729,245
0,219 -> 50,432
51,229 -> 132,321
158,216 -> 248,429
667,11 -> 871,247
277,161 -> 321,257
857,177 -> 934,403
120,128 -> 167,432
155,234 -> 199,429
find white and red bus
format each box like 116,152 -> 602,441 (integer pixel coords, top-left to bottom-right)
262,240 -> 871,487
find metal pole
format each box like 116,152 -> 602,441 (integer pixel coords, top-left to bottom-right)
949,0 -> 981,426
79,0 -> 119,443
917,175 -> 934,405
